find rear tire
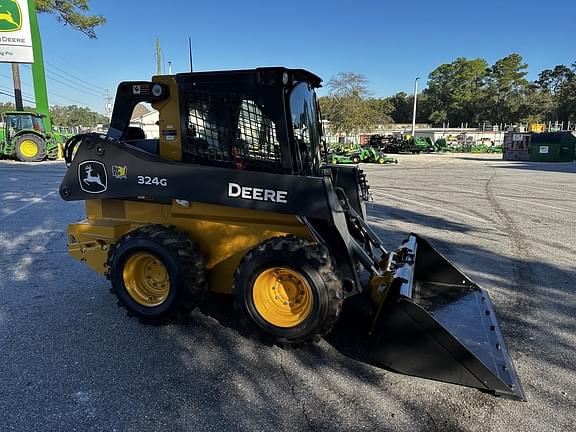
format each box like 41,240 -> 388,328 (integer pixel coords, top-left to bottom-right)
107,225 -> 207,322
15,134 -> 46,162
234,236 -> 343,345
352,155 -> 361,164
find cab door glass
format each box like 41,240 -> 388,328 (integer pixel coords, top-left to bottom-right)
289,82 -> 321,174
21,116 -> 33,130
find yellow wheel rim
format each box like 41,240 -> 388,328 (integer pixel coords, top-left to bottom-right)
19,140 -> 39,158
252,267 -> 313,328
122,252 -> 171,307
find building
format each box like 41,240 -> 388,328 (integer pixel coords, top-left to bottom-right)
129,103 -> 160,139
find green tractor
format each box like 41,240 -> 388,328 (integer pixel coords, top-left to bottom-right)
52,126 -> 76,146
330,145 -> 397,164
405,136 -> 435,154
352,146 -> 398,164
0,111 -> 58,162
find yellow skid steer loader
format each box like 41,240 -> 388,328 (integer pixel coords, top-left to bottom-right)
60,68 -> 524,400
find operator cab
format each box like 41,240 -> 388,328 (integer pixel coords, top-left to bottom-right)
108,68 -> 325,176
3,112 -> 47,139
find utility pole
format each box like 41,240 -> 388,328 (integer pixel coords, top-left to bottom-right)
28,0 -> 51,131
11,63 -> 23,110
155,39 -> 162,75
104,89 -> 113,119
411,77 -> 420,137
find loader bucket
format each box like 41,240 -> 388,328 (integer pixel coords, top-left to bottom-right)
370,234 -> 525,400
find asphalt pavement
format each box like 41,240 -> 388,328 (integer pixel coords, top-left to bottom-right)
0,154 -> 574,431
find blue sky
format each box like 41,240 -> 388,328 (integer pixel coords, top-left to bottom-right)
1,0 -> 575,113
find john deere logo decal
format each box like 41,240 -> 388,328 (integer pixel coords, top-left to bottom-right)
78,161 -> 108,194
0,0 -> 22,32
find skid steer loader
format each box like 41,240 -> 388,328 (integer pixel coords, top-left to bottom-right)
59,68 -> 524,400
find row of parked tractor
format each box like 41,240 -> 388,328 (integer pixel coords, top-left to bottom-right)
366,134 -> 503,154
328,134 -> 503,165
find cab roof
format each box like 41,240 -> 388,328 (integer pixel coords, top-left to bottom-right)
166,67 -> 323,88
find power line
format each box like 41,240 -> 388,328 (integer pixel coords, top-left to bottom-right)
50,93 -> 97,107
0,83 -> 101,111
0,84 -> 34,99
0,87 -> 37,105
21,64 -> 103,99
4,66 -> 105,112
44,67 -> 105,98
45,60 -> 107,92
0,73 -> 34,89
0,78 -> 96,109
44,47 -> 109,89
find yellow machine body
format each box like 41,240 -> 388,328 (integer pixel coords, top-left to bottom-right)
68,199 -> 312,294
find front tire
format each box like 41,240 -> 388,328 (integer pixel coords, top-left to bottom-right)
107,225 -> 206,322
15,134 -> 46,162
234,236 -> 343,345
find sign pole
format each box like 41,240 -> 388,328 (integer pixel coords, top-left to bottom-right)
11,63 -> 23,110
27,0 -> 51,131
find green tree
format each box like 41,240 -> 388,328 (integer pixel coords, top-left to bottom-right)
366,98 -> 394,125
0,102 -> 34,114
428,109 -> 448,125
36,0 -> 106,38
424,57 -> 489,125
386,92 -> 412,123
485,54 -> 529,123
534,63 -> 576,122
50,105 -> 108,127
322,72 -> 382,134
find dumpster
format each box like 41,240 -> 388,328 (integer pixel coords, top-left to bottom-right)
529,132 -> 576,162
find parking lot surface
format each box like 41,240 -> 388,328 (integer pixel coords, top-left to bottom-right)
0,154 -> 574,431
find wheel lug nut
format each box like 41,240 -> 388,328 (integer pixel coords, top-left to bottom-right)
275,296 -> 280,300
283,301 -> 288,305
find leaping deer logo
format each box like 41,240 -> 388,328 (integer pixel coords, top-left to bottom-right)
0,10 -> 17,26
83,164 -> 105,188
0,1 -> 22,31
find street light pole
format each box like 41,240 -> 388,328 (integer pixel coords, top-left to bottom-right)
411,77 -> 420,137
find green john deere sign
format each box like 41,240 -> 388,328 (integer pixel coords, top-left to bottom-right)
0,0 -> 22,32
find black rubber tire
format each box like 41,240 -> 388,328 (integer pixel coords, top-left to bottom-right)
15,134 -> 46,162
106,225 -> 207,322
234,236 -> 343,345
351,155 -> 361,164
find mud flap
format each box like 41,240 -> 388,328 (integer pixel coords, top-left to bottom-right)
369,234 -> 525,400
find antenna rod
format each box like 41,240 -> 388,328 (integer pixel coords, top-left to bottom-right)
156,38 -> 162,75
188,37 -> 193,72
